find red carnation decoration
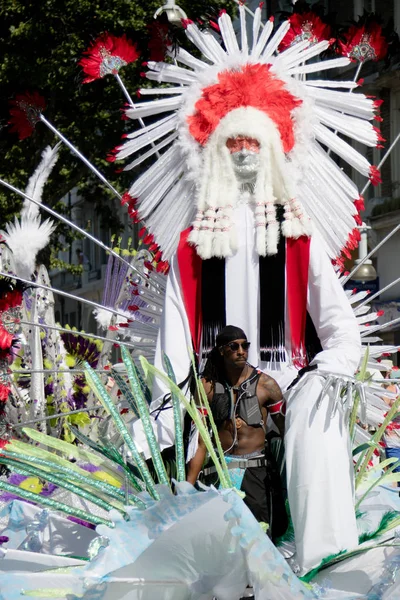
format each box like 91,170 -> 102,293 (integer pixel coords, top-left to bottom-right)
8,91 -> 46,140
338,20 -> 388,63
79,33 -> 139,84
279,11 -> 332,51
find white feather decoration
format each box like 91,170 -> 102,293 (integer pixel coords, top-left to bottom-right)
23,143 -> 61,219
1,144 -> 59,279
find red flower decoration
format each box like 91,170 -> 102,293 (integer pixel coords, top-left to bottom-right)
338,21 -> 388,63
279,11 -> 332,51
8,91 -> 46,140
79,33 -> 139,83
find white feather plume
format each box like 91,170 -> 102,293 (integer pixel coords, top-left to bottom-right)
23,143 -> 61,219
1,144 -> 60,278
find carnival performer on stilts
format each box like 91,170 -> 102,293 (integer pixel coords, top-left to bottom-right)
117,7 -> 383,575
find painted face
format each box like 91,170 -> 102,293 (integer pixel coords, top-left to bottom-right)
226,136 -> 261,182
226,137 -> 261,154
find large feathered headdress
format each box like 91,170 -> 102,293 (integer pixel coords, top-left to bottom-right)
115,7 -> 382,264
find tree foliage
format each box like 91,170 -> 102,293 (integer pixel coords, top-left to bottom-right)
0,0 -> 235,264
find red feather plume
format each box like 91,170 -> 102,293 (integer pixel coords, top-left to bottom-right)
188,63 -> 302,152
8,91 -> 46,140
79,33 -> 139,83
338,20 -> 388,63
279,11 -> 332,51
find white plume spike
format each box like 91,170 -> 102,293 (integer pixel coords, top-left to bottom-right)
123,133 -> 178,172
145,70 -> 193,86
357,312 -> 382,325
185,22 -> 226,63
276,39 -> 310,63
252,17 -> 275,59
138,87 -> 184,96
279,39 -> 330,69
368,345 -> 400,357
146,180 -> 196,260
137,157 -> 186,219
218,11 -> 240,56
262,20 -> 291,59
125,114 -> 176,141
23,143 -> 61,219
307,87 -> 376,119
147,61 -> 197,83
288,56 -> 350,74
349,290 -> 371,304
129,146 -> 176,197
168,47 -> 209,71
125,96 -> 182,119
305,80 -> 359,90
315,106 -> 379,147
310,144 -> 360,198
353,304 -> 371,316
116,118 -> 177,159
251,5 -> 262,53
239,3 -> 248,55
314,123 -> 372,177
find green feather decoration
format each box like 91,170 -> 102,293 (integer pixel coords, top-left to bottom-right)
358,510 -> 400,544
84,362 -> 159,500
162,353 -> 186,483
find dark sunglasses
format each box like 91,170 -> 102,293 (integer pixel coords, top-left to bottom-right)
220,341 -> 251,352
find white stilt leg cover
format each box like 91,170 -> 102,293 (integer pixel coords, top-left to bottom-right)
285,373 -> 358,574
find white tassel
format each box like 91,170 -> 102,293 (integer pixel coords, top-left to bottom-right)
266,219 -> 280,255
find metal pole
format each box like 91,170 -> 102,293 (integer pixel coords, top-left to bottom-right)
0,177 -> 139,276
0,270 -> 136,322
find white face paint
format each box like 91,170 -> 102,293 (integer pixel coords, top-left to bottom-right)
230,149 -> 260,183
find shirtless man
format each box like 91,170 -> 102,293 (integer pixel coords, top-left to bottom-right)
186,325 -> 287,539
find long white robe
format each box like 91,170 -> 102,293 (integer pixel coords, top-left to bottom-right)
132,200 -> 361,574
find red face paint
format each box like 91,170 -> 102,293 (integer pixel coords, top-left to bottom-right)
226,136 -> 261,154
